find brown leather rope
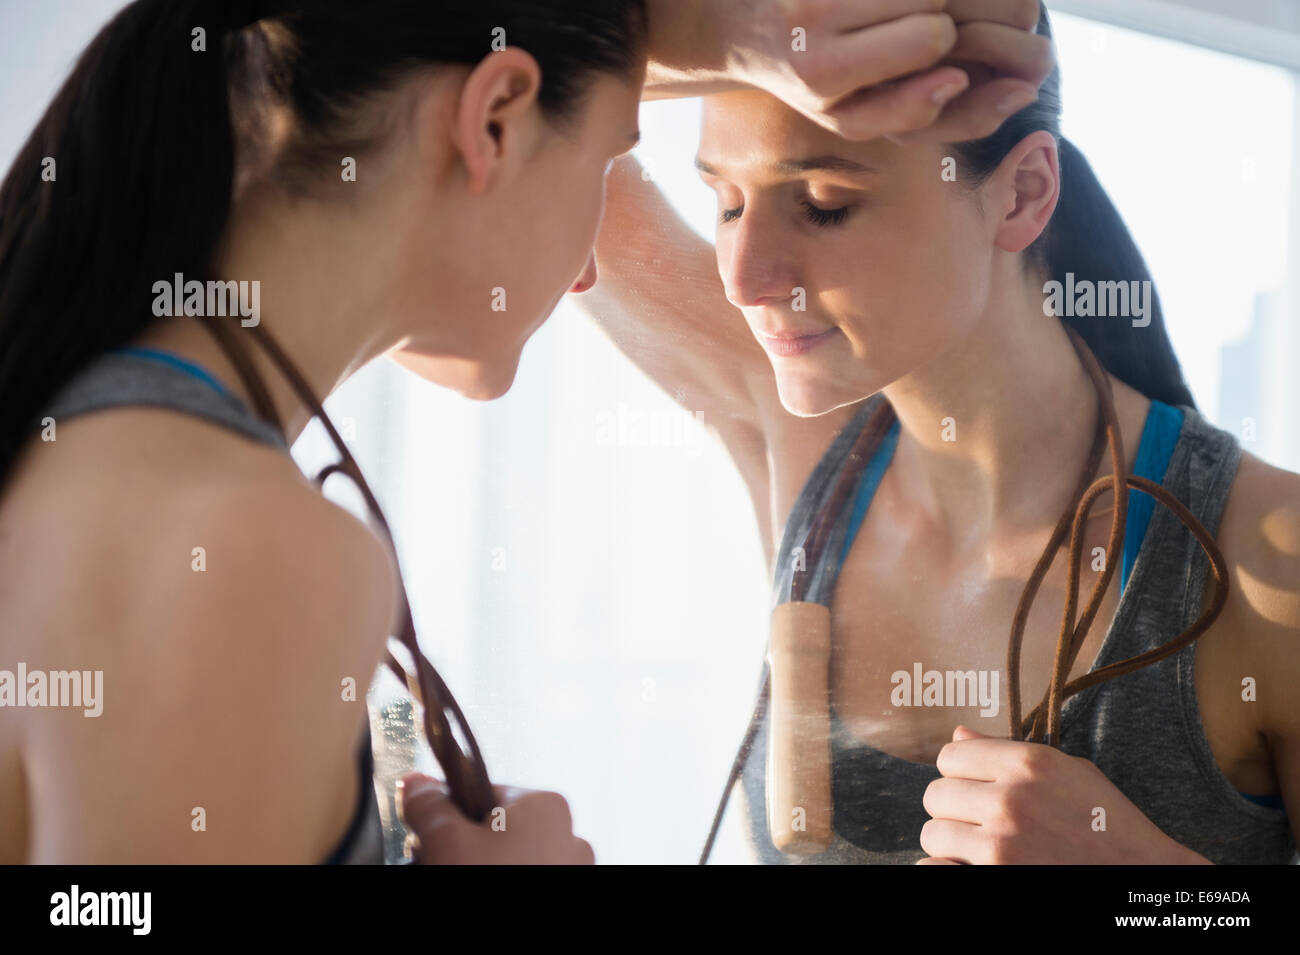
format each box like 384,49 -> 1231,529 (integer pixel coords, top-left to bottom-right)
699,329 -> 1231,863
196,317 -> 496,825
1016,330 -> 1230,745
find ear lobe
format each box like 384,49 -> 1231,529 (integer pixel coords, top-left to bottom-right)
993,132 -> 1061,255
451,49 -> 543,196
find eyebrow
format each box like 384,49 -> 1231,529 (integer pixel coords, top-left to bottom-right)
694,155 -> 875,176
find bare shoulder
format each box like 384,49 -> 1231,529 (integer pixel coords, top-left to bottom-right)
1212,449 -> 1300,736
5,406 -> 396,649
3,408 -> 396,861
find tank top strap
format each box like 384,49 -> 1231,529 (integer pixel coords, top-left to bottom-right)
1061,403 -> 1243,724
1120,399 -> 1185,591
771,394 -> 889,608
42,350 -> 288,450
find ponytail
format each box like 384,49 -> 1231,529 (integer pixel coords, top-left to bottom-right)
1046,139 -> 1195,409
0,0 -> 254,492
952,3 -> 1197,410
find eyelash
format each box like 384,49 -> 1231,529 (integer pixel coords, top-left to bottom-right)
719,202 -> 852,228
803,203 -> 850,227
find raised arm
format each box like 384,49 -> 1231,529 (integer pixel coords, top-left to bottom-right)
577,154 -> 777,556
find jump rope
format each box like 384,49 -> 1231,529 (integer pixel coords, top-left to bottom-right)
698,327 -> 1231,861
194,318 -> 1229,863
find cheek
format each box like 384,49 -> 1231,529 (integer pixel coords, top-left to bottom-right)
537,165 -> 605,293
575,172 -> 607,262
817,200 -> 990,369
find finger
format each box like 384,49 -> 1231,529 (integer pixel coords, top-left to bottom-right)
825,0 -> 946,31
403,830 -> 425,863
396,774 -> 455,829
922,775 -> 996,826
919,817 -> 982,864
888,77 -> 1037,144
491,784 -> 529,807
396,771 -> 447,810
800,13 -> 957,103
817,65 -> 969,140
915,856 -> 962,864
945,0 -> 1044,31
935,733 -> 1028,781
946,22 -> 1055,87
516,789 -> 575,834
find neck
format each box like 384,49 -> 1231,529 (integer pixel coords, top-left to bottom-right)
882,269 -> 1115,545
133,189 -> 402,446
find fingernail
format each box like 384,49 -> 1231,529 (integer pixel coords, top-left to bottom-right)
395,774 -> 439,811
998,90 -> 1037,114
931,80 -> 968,105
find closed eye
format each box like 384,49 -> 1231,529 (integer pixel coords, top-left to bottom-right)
718,203 -> 852,227
802,203 -> 850,227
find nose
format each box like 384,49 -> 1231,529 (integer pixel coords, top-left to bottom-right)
719,208 -> 796,309
570,251 -> 599,295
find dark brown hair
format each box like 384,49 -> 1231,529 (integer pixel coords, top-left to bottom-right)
0,0 -> 648,491
953,4 -> 1196,409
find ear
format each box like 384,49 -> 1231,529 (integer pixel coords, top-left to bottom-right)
449,48 -> 544,195
989,131 -> 1060,254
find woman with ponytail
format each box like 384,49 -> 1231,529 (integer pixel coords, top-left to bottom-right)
0,0 -> 1059,863
575,2 -> 1300,864
0,0 -> 657,865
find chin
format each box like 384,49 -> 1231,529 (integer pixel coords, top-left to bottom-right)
459,355 -> 521,402
392,347 -> 522,401
774,370 -> 866,418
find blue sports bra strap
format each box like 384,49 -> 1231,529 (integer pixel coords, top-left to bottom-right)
788,400 -> 898,605
1120,399 -> 1185,592
114,346 -> 232,398
838,418 -> 901,566
196,316 -> 284,431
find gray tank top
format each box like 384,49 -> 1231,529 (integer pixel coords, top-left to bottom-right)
739,394 -> 1297,864
42,350 -> 386,865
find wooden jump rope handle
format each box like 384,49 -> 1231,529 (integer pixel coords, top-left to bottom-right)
766,602 -> 834,854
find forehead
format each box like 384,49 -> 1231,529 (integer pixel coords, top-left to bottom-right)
698,90 -> 894,175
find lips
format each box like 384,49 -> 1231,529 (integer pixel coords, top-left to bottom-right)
757,327 -> 838,358
757,327 -> 826,340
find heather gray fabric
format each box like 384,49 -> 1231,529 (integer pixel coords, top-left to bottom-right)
740,396 -> 1298,864
42,351 -> 386,866
45,350 -> 288,450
